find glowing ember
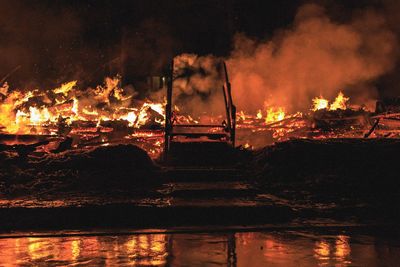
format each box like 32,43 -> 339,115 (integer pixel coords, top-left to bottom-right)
0,77 -> 167,134
0,74 -> 374,154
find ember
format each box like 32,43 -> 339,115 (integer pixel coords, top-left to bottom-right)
0,77 -> 167,135
2,1 -> 400,266
0,72 -> 398,155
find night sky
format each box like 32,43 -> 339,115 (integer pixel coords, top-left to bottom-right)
0,0 -> 394,90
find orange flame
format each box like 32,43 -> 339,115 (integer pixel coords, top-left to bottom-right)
0,77 -> 167,134
265,107 -> 285,123
312,91 -> 349,111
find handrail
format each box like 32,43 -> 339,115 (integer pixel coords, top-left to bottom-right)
223,61 -> 236,146
173,124 -> 225,128
164,60 -> 174,160
164,58 -> 236,160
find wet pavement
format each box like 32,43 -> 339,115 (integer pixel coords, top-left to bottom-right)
0,227 -> 399,266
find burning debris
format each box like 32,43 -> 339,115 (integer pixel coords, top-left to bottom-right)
0,77 -> 166,135
1,73 -> 400,158
0,12 -> 399,158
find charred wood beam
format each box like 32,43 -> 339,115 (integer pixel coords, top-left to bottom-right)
371,112 -> 400,119
364,118 -> 380,138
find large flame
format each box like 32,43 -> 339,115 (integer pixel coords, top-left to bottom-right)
0,76 -> 367,154
0,77 -> 166,134
312,91 -> 349,111
330,92 -> 349,111
265,107 -> 285,123
312,97 -> 329,111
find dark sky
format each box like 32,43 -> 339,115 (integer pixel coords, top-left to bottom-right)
0,0 -> 388,89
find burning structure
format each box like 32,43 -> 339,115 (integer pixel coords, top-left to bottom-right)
1,1 -> 400,160
1,65 -> 400,159
2,2 -> 400,266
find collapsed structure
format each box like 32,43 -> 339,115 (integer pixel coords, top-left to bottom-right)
1,55 -> 400,162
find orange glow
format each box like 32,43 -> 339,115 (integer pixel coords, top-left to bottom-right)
314,240 -> 331,261
256,110 -> 263,119
335,235 -> 351,260
0,77 -> 167,134
312,91 -> 349,111
265,107 -> 285,123
312,96 -> 329,111
330,92 -> 349,111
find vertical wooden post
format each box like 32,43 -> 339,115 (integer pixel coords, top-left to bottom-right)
223,61 -> 236,147
164,59 -> 174,161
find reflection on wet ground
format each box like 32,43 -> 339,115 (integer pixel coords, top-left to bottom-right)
0,228 -> 399,266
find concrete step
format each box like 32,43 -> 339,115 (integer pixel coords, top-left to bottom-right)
157,181 -> 258,198
160,167 -> 246,182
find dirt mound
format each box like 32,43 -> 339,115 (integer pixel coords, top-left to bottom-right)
0,145 -> 159,197
254,139 -> 400,220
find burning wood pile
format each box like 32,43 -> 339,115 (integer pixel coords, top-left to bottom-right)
1,74 -> 400,158
0,77 -> 166,157
236,91 -> 400,149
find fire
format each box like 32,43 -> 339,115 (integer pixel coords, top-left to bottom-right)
330,92 -> 349,111
53,81 -> 77,96
122,112 -> 138,127
29,107 -> 52,125
312,91 -> 349,111
256,110 -> 263,120
0,73 -> 370,155
265,107 -> 285,123
312,97 -> 329,111
0,76 -> 167,135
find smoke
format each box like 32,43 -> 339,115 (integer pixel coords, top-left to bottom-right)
0,1 -> 178,93
149,53 -> 226,119
0,1 -> 82,88
165,3 -> 398,115
173,54 -> 225,116
1,1 -> 398,116
227,3 -> 398,112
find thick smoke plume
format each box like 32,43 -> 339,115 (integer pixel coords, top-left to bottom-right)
228,4 -> 398,112
172,54 -> 225,117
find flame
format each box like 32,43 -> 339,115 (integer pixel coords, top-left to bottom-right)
265,107 -> 285,123
53,81 -> 77,96
0,77 -> 168,135
0,74 -> 360,152
312,91 -> 349,111
123,112 -> 138,127
256,110 -> 263,120
29,107 -> 51,125
238,111 -> 247,121
330,92 -> 349,111
312,96 -> 329,111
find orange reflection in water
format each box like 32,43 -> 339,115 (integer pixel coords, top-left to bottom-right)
2,231 -> 399,266
236,232 -> 291,266
314,240 -> 331,261
125,234 -> 168,266
263,238 -> 287,258
335,235 -> 351,263
0,233 -> 168,266
314,235 -> 351,266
